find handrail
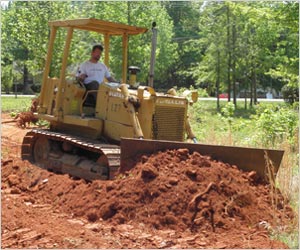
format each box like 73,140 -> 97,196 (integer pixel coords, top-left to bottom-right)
80,90 -> 98,116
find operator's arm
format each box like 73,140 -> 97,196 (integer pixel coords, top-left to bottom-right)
76,63 -> 88,83
103,63 -> 118,83
106,76 -> 118,83
77,73 -> 87,82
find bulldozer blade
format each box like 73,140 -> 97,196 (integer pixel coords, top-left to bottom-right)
120,138 -> 284,179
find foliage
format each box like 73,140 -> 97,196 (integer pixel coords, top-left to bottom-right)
176,86 -> 209,98
266,2 -> 299,90
251,104 -> 298,148
281,84 -> 299,104
186,1 -> 298,104
35,119 -> 50,128
1,1 -> 176,88
219,102 -> 235,143
9,111 -> 17,118
162,1 -> 202,88
1,1 -> 298,98
189,2 -> 228,94
220,102 -> 235,123
194,87 -> 209,98
272,230 -> 299,250
189,99 -> 298,151
1,2 -> 70,76
30,84 -> 42,93
1,64 -> 13,94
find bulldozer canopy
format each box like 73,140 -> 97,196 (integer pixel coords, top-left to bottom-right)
49,18 -> 148,36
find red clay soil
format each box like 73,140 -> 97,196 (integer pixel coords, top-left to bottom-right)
1,113 -> 295,248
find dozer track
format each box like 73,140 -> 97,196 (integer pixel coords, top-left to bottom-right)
21,129 -> 120,180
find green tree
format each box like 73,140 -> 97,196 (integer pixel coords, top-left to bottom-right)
267,2 -> 299,96
1,1 -> 74,91
2,1 -> 298,96
186,1 -> 298,108
1,1 -> 176,89
163,1 -> 203,88
1,64 -> 13,94
187,2 -> 228,108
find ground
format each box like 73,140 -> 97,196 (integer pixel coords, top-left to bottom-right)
1,112 -> 295,249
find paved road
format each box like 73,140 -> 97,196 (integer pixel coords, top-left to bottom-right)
1,94 -> 37,97
198,97 -> 284,102
1,94 -> 284,102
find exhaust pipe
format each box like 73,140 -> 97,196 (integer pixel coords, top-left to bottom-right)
148,22 -> 157,88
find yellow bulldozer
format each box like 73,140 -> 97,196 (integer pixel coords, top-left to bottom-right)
22,18 -> 283,181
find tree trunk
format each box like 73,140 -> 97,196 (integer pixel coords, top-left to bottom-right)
244,80 -> 248,110
253,70 -> 257,104
244,88 -> 247,109
226,5 -> 231,102
23,64 -> 30,94
250,69 -> 253,107
22,48 -> 32,94
232,14 -> 237,107
127,2 -> 131,69
216,50 -> 221,110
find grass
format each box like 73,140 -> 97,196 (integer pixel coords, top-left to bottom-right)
190,100 -> 291,146
1,96 -> 36,112
190,113 -> 254,148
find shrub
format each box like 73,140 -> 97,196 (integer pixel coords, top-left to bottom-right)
30,84 -> 41,93
11,83 -> 24,93
281,84 -> 299,104
252,104 -> 298,148
176,86 -> 209,98
1,65 -> 13,94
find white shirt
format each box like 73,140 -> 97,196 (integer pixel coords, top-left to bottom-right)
76,61 -> 111,85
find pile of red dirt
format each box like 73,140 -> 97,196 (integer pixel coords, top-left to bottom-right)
2,148 -> 294,234
99,149 -> 294,232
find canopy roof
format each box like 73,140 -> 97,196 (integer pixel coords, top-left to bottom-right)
49,18 -> 148,36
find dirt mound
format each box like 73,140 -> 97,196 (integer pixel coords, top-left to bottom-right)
83,149 -> 294,232
2,146 -> 294,248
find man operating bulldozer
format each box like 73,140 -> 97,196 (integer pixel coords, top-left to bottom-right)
76,44 -> 118,103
